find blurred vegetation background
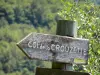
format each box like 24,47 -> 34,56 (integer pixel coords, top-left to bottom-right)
0,0 -> 100,75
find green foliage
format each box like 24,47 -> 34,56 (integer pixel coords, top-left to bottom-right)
0,70 -> 5,75
0,0 -> 62,27
0,0 -> 99,75
59,1 -> 100,75
0,24 -> 53,74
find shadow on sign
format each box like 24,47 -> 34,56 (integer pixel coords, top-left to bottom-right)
36,68 -> 90,75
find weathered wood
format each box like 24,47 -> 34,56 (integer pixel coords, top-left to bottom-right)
17,32 -> 89,64
36,67 -> 90,75
56,20 -> 77,37
52,20 -> 77,70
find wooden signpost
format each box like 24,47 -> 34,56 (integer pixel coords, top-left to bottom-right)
36,68 -> 90,75
17,20 -> 90,75
17,33 -> 89,64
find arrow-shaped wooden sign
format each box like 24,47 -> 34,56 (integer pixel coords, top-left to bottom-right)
17,33 -> 89,64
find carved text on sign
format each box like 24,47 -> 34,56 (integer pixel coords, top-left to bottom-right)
17,33 -> 89,64
28,40 -> 87,56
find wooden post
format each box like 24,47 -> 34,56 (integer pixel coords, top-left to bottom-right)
52,20 -> 77,71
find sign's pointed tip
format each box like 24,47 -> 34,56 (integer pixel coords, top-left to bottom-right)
16,43 -> 20,49
16,42 -> 18,46
16,41 -> 20,47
